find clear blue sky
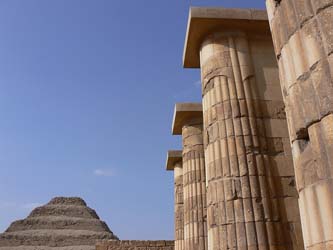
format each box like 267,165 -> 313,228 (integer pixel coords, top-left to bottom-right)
0,0 -> 265,240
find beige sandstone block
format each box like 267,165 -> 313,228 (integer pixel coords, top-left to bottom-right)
276,177 -> 298,197
311,0 -> 333,15
236,222 -> 248,247
301,29 -> 321,71
289,32 -> 307,79
293,0 -> 314,25
255,60 -> 280,87
282,137 -> 292,155
258,84 -> 284,101
280,44 -> 297,90
233,199 -> 244,223
219,225 -> 228,249
227,223 -> 237,249
255,221 -> 267,247
277,58 -> 287,101
311,61 -> 333,119
240,177 -> 251,198
243,198 -> 255,223
272,7 -> 288,54
265,0 -> 275,23
264,118 -> 289,138
252,198 -> 264,222
280,0 -> 298,39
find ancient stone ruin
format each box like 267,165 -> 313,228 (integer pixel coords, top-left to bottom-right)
0,197 -> 173,250
1,1 -> 332,250
96,241 -> 175,250
0,197 -> 118,250
166,3 -> 333,250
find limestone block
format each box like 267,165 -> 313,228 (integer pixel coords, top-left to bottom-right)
96,241 -> 175,250
258,85 -> 284,101
280,0 -> 298,40
292,115 -> 333,192
266,0 -> 276,23
311,0 -> 333,15
259,100 -> 286,119
301,24 -> 322,71
286,222 -> 305,249
310,60 -> 333,119
282,137 -> 292,155
293,0 -> 313,25
271,6 -> 289,54
264,119 -> 289,138
318,6 -> 333,54
298,179 -> 333,248
280,44 -> 297,89
288,80 -> 319,139
275,177 -> 298,197
270,155 -> 295,177
289,32 -> 308,79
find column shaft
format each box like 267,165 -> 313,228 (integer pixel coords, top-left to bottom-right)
266,1 -> 333,249
175,162 -> 184,250
200,32 -> 303,249
182,122 -> 207,250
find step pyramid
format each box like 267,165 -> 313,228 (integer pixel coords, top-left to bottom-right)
0,197 -> 118,250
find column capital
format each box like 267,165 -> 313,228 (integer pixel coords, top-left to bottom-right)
172,103 -> 202,135
166,150 -> 182,171
183,7 -> 269,68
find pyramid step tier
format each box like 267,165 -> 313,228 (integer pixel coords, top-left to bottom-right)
0,229 -> 116,247
0,245 -> 95,250
6,216 -> 111,233
28,205 -> 100,220
0,197 -> 119,248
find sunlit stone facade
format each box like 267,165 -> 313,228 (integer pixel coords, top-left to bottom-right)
165,5 -> 332,250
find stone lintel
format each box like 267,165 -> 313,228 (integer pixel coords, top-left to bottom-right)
172,103 -> 203,135
183,7 -> 269,68
166,150 -> 183,171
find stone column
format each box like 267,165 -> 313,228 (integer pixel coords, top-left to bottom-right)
166,150 -> 184,250
172,103 -> 207,250
183,8 -> 303,250
266,1 -> 333,249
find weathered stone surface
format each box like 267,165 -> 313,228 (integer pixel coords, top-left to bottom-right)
172,103 -> 207,250
182,7 -> 303,250
0,197 -> 118,250
200,31 -> 303,250
166,151 -> 184,250
172,103 -> 203,135
0,246 -> 94,250
266,0 -> 333,249
183,8 -> 270,68
96,240 -> 174,250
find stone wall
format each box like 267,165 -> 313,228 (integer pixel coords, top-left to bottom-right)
96,240 -> 174,250
266,1 -> 333,249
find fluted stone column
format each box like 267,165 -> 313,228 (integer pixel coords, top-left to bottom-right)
172,103 -> 207,250
183,8 -> 303,250
166,150 -> 184,250
266,1 -> 333,249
